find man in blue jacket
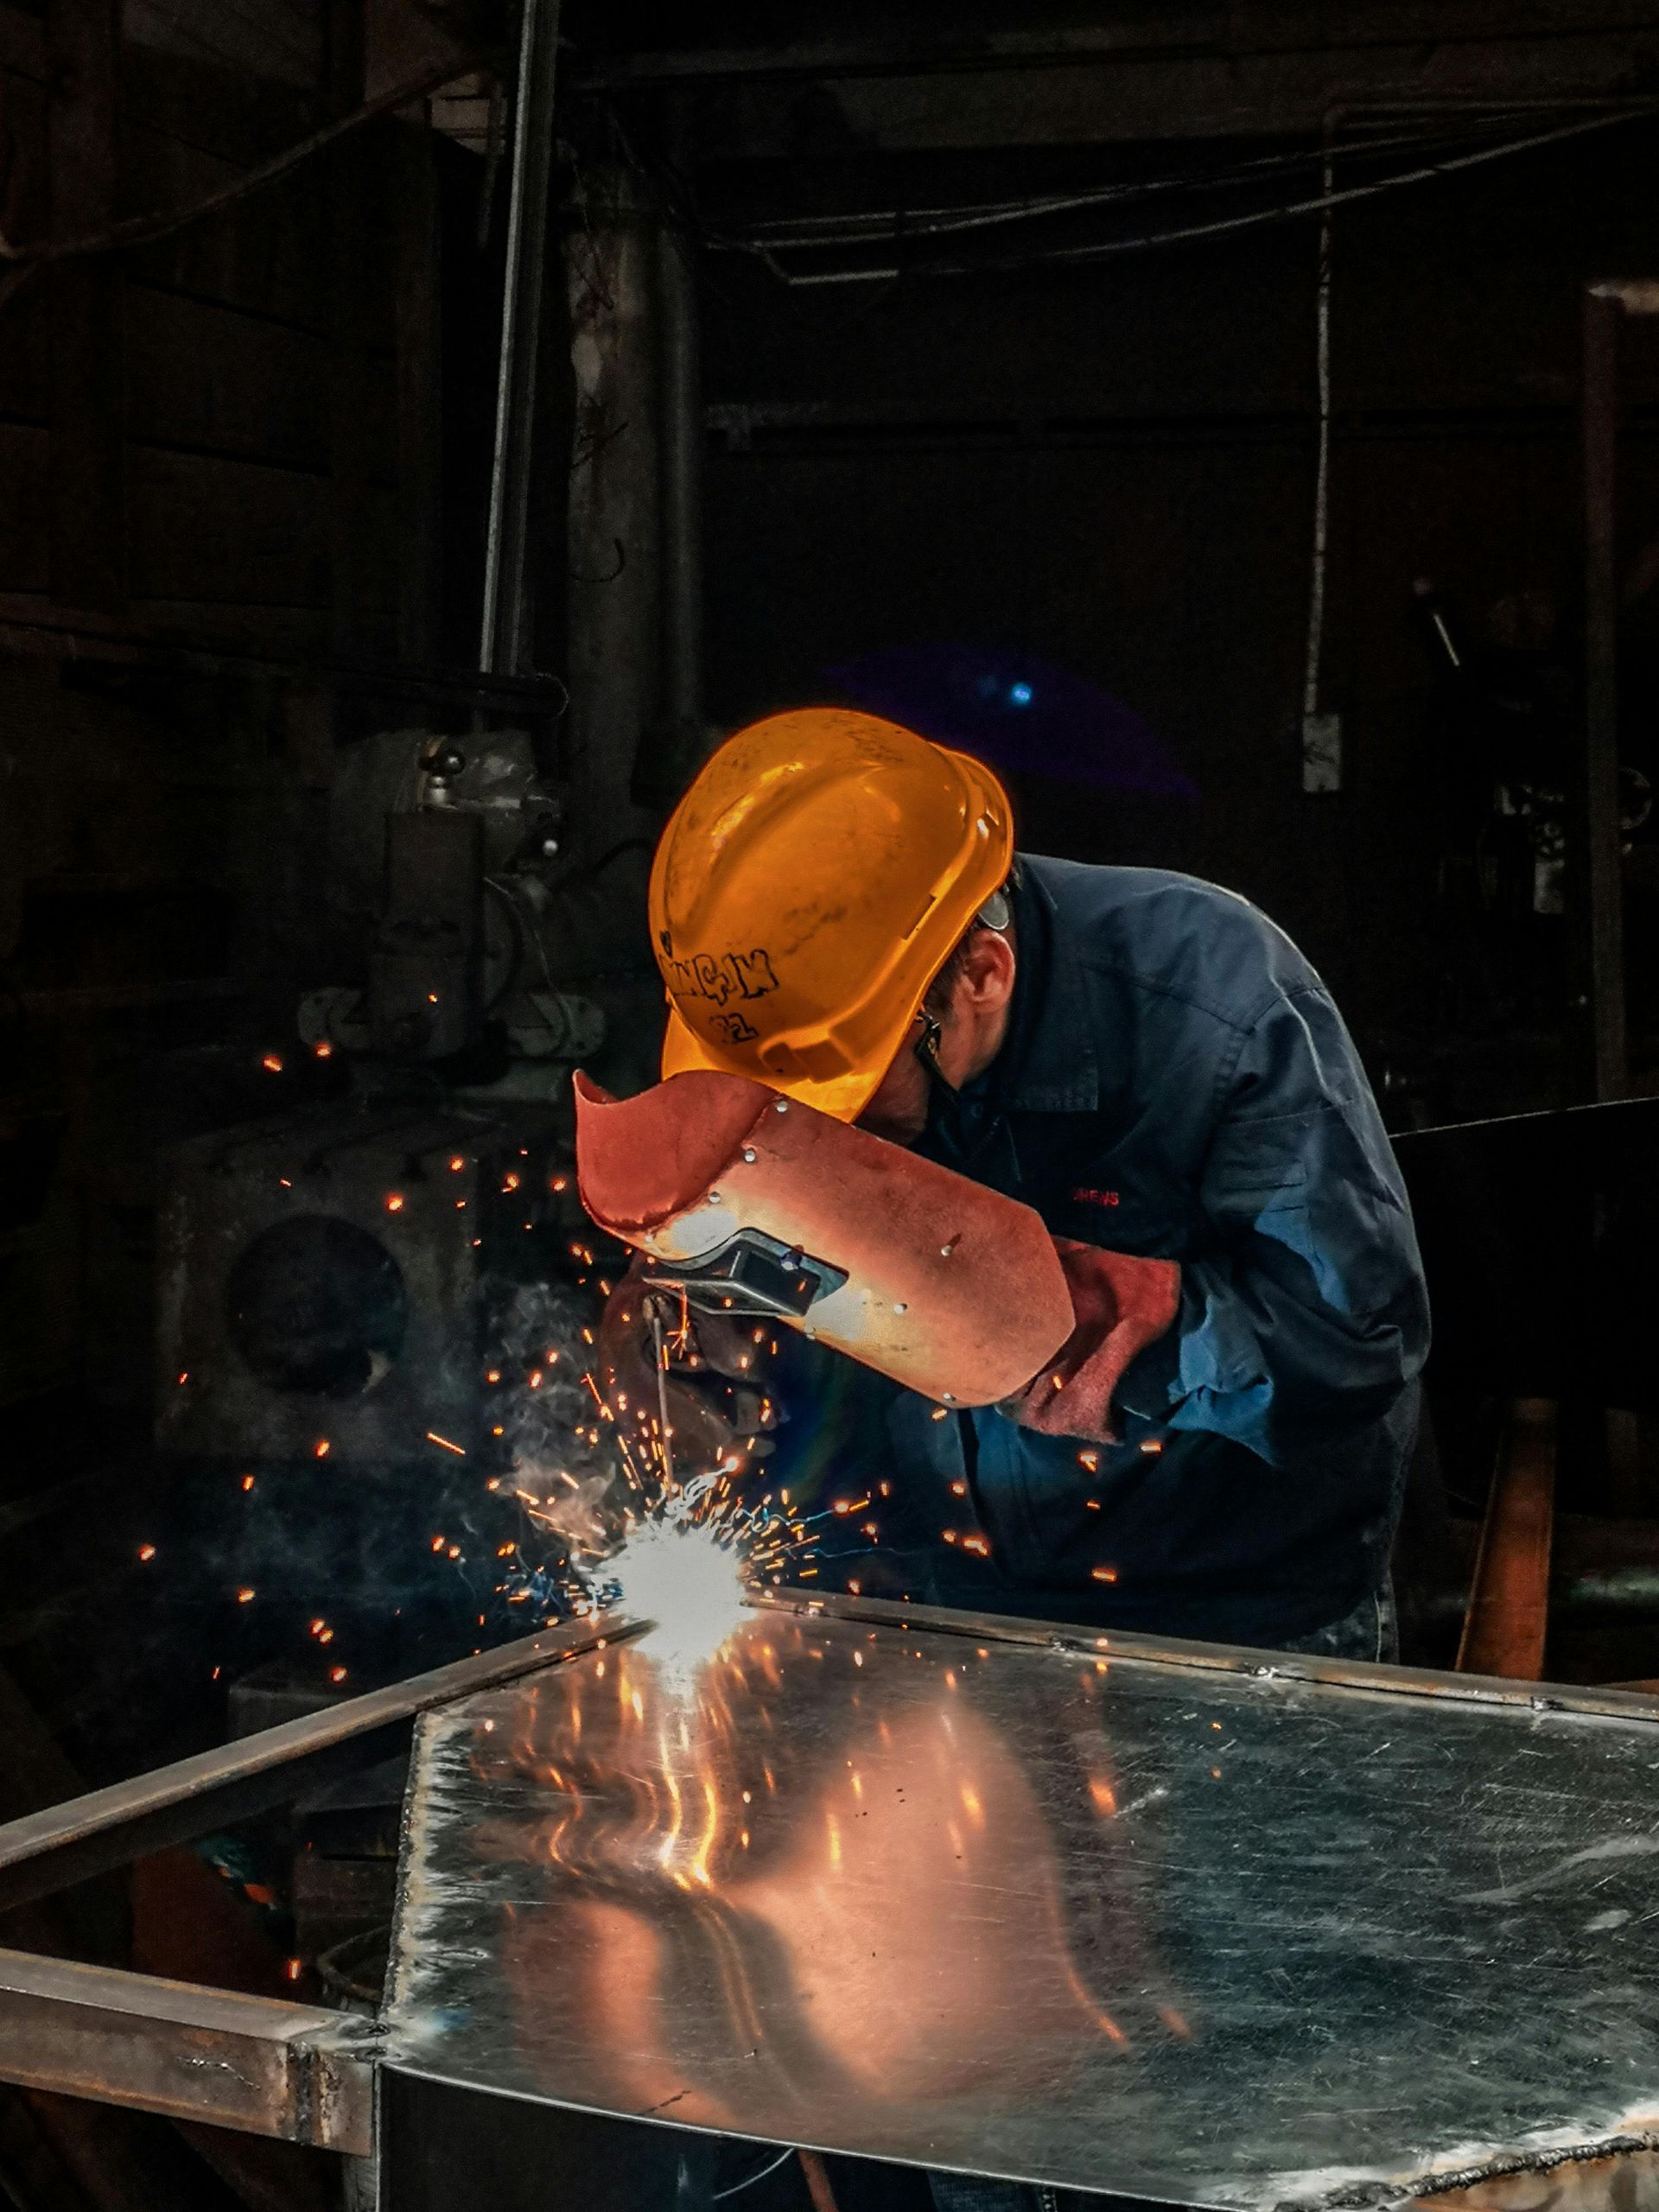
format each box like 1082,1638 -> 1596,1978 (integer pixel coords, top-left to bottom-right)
842,845 -> 1427,1659
632,706 -> 1429,1671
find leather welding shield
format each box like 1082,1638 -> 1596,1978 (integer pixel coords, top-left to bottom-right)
574,1070 -> 1074,1408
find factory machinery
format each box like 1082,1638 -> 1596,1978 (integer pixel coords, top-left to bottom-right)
156,726 -> 616,1477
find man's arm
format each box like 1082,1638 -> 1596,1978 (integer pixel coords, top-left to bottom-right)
1116,985 -> 1430,1464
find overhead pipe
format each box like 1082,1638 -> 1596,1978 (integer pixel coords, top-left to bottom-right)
479,0 -> 563,681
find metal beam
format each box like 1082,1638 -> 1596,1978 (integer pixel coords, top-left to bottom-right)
582,10 -> 1659,87
1456,1399 -> 1556,1680
658,218 -> 704,757
563,163 -> 663,842
583,30 -> 1659,151
0,1611 -> 632,1913
0,1951 -> 374,2155
749,1580 -> 1659,1724
479,0 -> 563,678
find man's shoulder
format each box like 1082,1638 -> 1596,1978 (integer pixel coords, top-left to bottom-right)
1021,854 -> 1322,1033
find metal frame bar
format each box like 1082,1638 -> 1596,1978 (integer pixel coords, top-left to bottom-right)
0,1611 -> 632,1914
0,1952 -> 377,2154
479,0 -> 563,679
748,1584 -> 1659,1724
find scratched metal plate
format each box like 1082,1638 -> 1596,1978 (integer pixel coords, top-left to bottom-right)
381,1600 -> 1659,2209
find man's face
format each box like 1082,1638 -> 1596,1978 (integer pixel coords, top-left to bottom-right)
856,1015 -> 934,1146
855,930 -> 1017,1147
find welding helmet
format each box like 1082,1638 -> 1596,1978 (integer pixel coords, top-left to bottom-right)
649,709 -> 1014,1121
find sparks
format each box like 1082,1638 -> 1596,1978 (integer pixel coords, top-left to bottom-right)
593,1519 -> 747,1688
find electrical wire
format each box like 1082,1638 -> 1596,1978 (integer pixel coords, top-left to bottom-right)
1300,124 -> 1335,743
735,111 -> 1539,245
712,105 -> 1652,287
712,2145 -> 800,2199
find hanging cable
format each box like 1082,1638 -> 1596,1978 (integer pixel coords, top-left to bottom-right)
736,112 -> 1535,245
1300,121 -> 1336,744
710,105 -> 1650,287
712,2145 -> 800,2199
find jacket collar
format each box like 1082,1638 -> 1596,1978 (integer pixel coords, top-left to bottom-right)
987,855 -> 1100,1116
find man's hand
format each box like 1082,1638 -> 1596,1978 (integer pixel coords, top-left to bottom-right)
597,1260 -> 782,1477
1001,1240 -> 1179,1444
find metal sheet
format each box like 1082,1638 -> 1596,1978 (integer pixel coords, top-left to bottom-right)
381,1596 -> 1659,2209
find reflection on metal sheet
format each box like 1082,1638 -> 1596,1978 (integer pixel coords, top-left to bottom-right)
382,1605 -> 1659,2208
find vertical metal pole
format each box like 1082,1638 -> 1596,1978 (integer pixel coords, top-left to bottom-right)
479,0 -> 562,678
563,165 -> 662,845
1456,1400 -> 1556,1681
649,1302 -> 676,1493
1581,284 -> 1628,1103
658,220 -> 704,745
393,121 -> 443,663
1299,126 -> 1334,784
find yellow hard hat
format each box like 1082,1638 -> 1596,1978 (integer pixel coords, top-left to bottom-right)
650,709 -> 1014,1120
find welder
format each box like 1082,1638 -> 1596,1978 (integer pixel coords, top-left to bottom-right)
601,702 -> 1427,1615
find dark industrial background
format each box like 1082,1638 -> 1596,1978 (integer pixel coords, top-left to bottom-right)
3,4 -> 1659,2206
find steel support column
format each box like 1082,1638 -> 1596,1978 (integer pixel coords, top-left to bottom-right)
480,0 -> 563,678
563,164 -> 662,843
657,215 -> 705,774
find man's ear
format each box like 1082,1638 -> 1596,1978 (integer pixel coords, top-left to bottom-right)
960,927 -> 1016,1013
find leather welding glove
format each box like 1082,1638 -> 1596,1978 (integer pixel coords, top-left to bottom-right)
1001,1238 -> 1180,1445
597,1258 -> 782,1477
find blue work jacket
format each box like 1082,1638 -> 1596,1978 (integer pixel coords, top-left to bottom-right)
779,854 -> 1430,1649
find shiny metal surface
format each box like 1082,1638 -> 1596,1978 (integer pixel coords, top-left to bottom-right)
383,1598 -> 1659,2208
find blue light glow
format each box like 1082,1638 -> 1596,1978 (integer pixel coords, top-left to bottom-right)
1008,682 -> 1033,706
